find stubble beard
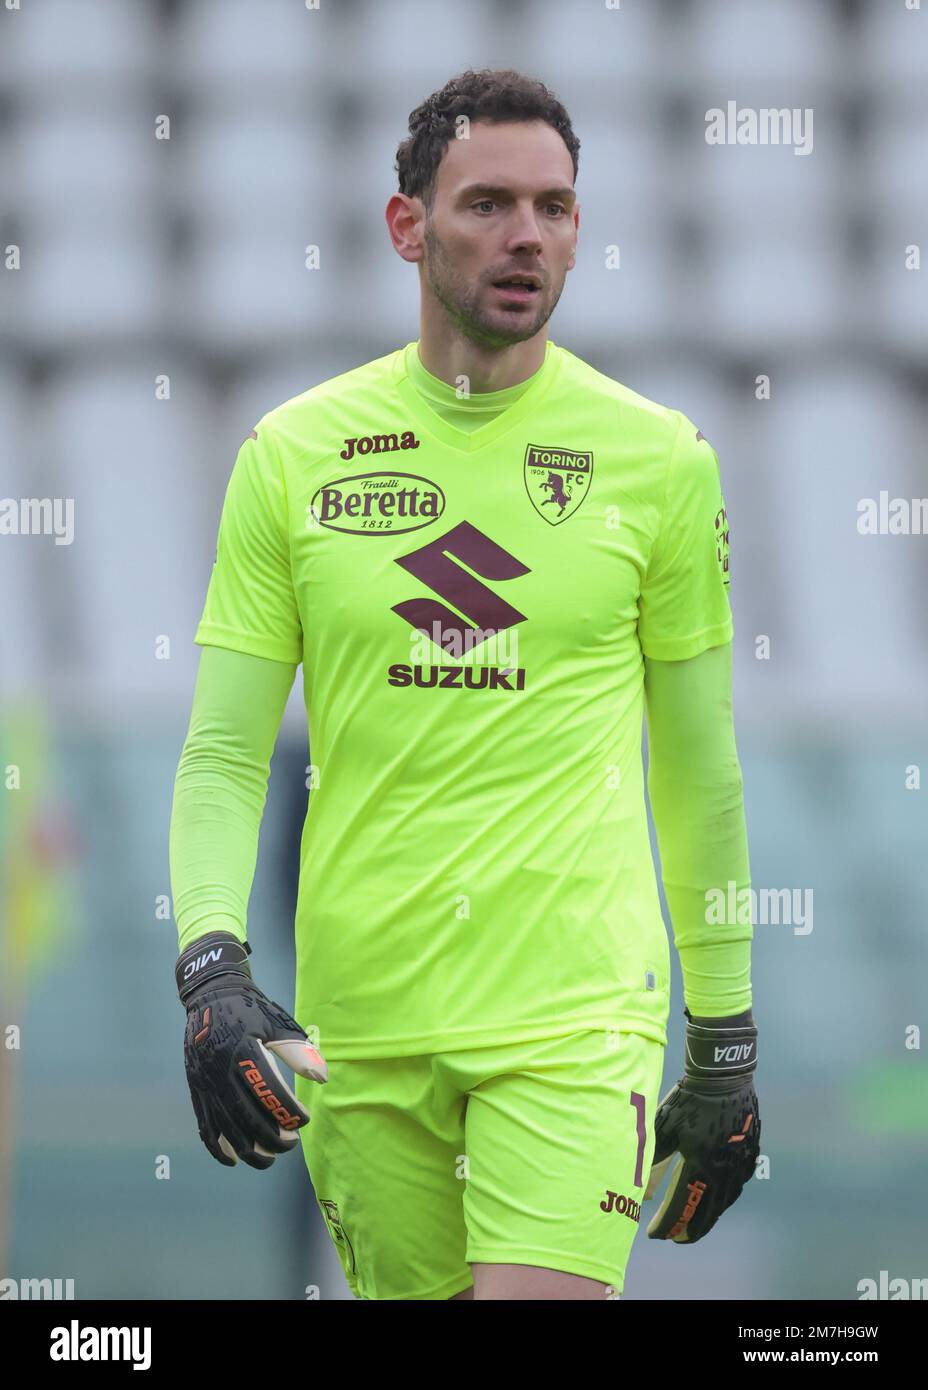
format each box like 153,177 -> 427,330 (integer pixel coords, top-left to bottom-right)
423,220 -> 561,349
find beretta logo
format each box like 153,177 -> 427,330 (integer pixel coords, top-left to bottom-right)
524,443 -> 593,524
310,472 -> 445,536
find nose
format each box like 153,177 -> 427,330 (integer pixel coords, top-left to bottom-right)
506,202 -> 544,252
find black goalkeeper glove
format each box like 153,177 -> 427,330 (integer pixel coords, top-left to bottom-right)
176,931 -> 327,1169
644,1006 -> 759,1242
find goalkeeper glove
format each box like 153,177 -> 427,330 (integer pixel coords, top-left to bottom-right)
176,930 -> 327,1169
644,1005 -> 759,1242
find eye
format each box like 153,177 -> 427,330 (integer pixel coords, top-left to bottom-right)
547,203 -> 567,217
474,199 -> 496,213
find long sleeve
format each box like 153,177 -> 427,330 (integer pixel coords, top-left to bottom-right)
169,644 -> 298,953
643,641 -> 752,1017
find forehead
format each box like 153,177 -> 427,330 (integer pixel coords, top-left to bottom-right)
435,119 -> 574,194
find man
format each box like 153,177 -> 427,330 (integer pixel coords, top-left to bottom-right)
170,68 -> 758,1302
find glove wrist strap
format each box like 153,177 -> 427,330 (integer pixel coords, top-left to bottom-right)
682,1005 -> 757,1081
175,931 -> 253,1005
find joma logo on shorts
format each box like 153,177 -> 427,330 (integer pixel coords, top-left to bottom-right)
340,431 -> 420,460
600,1191 -> 641,1222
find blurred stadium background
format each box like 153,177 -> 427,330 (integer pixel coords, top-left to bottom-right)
1,0 -> 926,1301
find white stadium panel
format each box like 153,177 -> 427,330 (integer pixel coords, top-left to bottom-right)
33,366 -> 219,715
757,367 -> 927,715
857,2 -> 928,93
171,224 -> 343,354
339,228 -> 429,342
170,0 -> 332,95
567,116 -> 679,334
862,101 -> 928,229
347,0 -> 507,96
9,107 -> 157,226
0,372 -> 45,700
11,219 -> 166,349
865,228 -> 928,360
334,95 -> 408,226
0,0 -> 158,93
691,219 -> 850,351
500,0 -> 664,85
568,107 -> 667,225
681,0 -> 842,88
177,108 -> 326,234
555,212 -> 679,345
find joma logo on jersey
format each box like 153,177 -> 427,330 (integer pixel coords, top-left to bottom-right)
310,472 -> 445,535
524,444 -> 593,525
340,430 -> 420,460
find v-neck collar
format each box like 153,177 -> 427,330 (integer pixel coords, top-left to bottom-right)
392,340 -> 562,455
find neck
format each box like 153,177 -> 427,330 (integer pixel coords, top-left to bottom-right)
417,302 -> 547,392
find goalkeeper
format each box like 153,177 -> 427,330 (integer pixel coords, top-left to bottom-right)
169,67 -> 759,1300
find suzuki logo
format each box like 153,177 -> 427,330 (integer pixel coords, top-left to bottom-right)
392,521 -> 529,653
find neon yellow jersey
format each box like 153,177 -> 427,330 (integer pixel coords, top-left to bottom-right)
195,341 -> 733,1057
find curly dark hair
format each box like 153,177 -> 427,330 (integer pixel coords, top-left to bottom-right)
395,68 -> 580,211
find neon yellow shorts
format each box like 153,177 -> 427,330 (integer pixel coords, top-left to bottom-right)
296,1028 -> 665,1300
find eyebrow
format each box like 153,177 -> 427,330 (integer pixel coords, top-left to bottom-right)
457,182 -> 576,205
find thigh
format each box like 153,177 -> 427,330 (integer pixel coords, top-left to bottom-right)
471,1263 -> 611,1300
457,1029 -> 665,1298
296,1055 -> 473,1301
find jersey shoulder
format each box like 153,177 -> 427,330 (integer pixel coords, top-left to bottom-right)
552,345 -> 700,451
251,347 -> 407,463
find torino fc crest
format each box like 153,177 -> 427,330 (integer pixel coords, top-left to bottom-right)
524,444 -> 593,525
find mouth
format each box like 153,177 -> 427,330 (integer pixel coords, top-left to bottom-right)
491,276 -> 541,303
